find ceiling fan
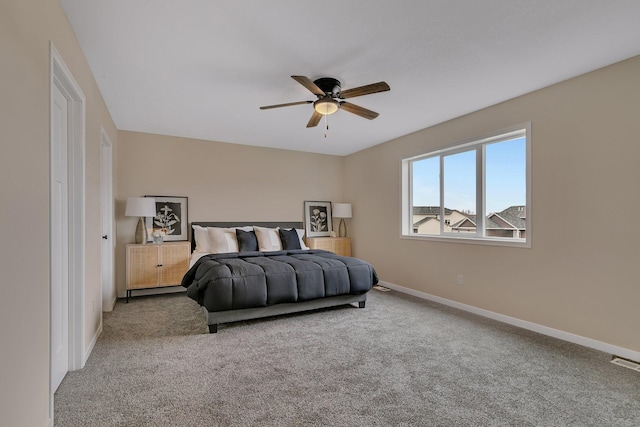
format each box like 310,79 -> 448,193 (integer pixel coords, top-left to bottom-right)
260,76 -> 390,128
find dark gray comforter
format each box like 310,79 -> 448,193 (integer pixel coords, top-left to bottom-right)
181,250 -> 378,312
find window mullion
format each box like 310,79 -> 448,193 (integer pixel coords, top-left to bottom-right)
439,155 -> 445,235
476,146 -> 485,237
407,160 -> 413,234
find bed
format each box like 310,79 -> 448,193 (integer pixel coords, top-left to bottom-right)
181,221 -> 378,333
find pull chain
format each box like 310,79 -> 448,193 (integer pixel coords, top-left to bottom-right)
324,114 -> 329,139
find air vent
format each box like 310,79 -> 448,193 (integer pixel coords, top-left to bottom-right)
373,285 -> 390,292
610,356 -> 640,372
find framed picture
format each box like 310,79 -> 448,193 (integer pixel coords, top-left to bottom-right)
145,196 -> 189,241
304,201 -> 333,237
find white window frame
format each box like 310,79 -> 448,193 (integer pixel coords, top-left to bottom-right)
401,123 -> 531,248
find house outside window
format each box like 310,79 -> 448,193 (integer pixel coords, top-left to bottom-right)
401,124 -> 531,247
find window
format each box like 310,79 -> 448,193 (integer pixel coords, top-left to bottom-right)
401,124 -> 530,246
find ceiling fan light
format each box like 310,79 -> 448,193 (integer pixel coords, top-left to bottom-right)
314,98 -> 339,115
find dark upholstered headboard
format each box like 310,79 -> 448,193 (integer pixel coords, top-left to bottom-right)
190,221 -> 304,252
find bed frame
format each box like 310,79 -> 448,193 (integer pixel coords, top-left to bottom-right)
189,221 -> 367,333
203,294 -> 366,333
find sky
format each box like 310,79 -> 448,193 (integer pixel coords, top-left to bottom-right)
412,137 -> 526,214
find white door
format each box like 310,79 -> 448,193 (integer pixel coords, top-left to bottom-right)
51,84 -> 70,392
101,133 -> 115,311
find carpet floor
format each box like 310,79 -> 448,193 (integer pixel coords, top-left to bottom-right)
54,289 -> 640,426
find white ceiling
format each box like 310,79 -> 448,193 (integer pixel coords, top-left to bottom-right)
60,1 -> 640,156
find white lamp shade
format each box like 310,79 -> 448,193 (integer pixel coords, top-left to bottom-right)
125,197 -> 156,217
333,203 -> 352,218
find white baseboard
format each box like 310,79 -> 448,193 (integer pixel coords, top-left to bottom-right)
83,320 -> 102,367
103,295 -> 118,312
378,280 -> 640,363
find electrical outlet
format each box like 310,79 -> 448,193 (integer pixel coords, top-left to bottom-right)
457,274 -> 464,285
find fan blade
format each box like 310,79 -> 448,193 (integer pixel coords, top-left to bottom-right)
340,102 -> 379,120
292,76 -> 325,96
306,111 -> 323,128
260,100 -> 312,110
339,81 -> 390,99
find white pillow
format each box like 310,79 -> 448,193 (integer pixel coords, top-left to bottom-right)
207,227 -> 239,253
254,226 -> 282,251
192,225 -> 210,253
296,229 -> 310,250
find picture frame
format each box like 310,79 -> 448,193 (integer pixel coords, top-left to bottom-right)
304,201 -> 333,237
145,195 -> 189,241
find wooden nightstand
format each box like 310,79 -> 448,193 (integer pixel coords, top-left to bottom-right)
305,237 -> 351,257
125,241 -> 191,302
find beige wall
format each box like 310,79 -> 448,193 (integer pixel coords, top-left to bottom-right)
115,131 -> 345,295
345,56 -> 640,354
2,1 -> 638,423
0,0 -> 118,425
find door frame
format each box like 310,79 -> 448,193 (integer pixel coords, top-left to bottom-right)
50,42 -> 86,414
100,128 -> 115,311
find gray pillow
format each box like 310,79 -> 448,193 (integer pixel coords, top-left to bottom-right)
236,229 -> 258,252
279,228 -> 302,250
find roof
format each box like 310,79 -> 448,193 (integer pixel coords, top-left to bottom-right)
493,206 -> 526,230
450,206 -> 526,231
451,217 -> 477,229
413,206 -> 453,216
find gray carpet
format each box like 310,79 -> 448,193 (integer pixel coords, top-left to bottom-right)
54,289 -> 640,426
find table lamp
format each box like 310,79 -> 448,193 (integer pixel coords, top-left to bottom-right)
333,203 -> 352,237
125,197 -> 156,244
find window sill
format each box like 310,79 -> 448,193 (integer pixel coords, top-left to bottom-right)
400,233 -> 530,248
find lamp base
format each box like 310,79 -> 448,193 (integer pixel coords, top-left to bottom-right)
338,219 -> 347,237
135,217 -> 148,244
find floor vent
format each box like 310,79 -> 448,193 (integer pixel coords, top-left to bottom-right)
373,285 -> 391,292
610,356 -> 640,372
